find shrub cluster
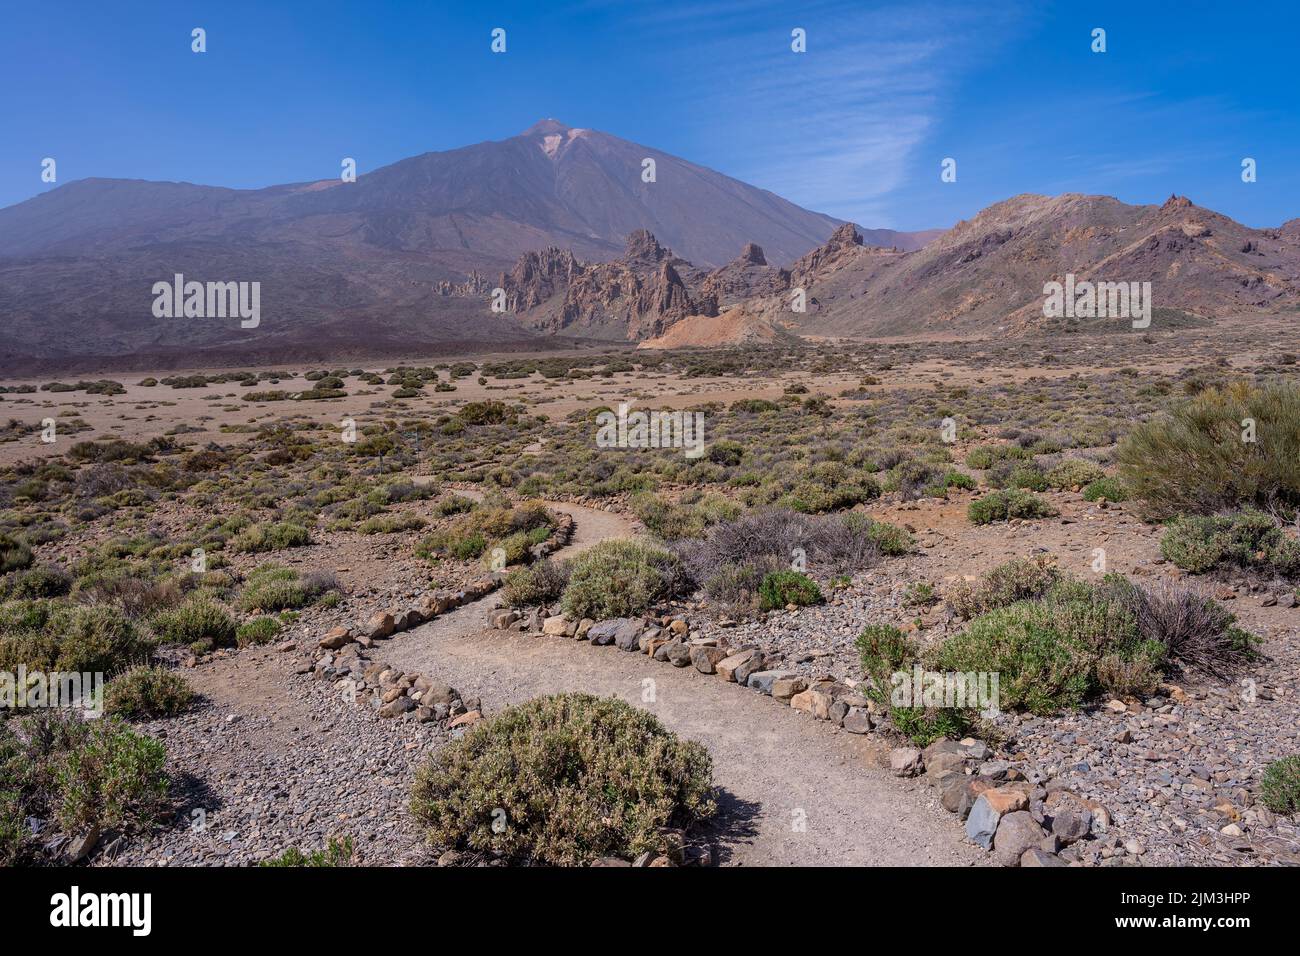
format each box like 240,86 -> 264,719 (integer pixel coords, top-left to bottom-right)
1160,509 -> 1300,576
967,489 -> 1058,524
0,714 -> 169,864
105,665 -> 195,719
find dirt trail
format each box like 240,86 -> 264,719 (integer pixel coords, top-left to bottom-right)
383,613 -> 982,866
378,487 -> 983,867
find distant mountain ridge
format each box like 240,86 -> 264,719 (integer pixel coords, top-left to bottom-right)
0,119 -> 946,369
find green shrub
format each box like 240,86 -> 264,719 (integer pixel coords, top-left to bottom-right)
967,489 -> 1057,524
261,835 -> 356,867
1046,459 -> 1106,490
560,540 -> 686,620
0,533 -> 34,574
866,519 -> 915,555
937,580 -> 1167,714
757,570 -> 822,611
357,513 -> 427,535
150,595 -> 237,650
0,715 -> 169,863
1083,477 -> 1130,502
856,624 -> 916,688
854,624 -> 969,745
1259,756 -> 1300,814
236,615 -> 282,646
966,444 -> 1030,469
948,556 -> 1061,619
1008,467 -> 1049,491
1117,382 -> 1300,519
1160,509 -> 1300,576
53,719 -> 170,834
503,560 -> 570,608
410,693 -> 715,865
105,666 -> 195,719
903,581 -> 937,608
237,564 -> 333,612
0,600 -> 154,676
0,564 -> 71,600
230,521 -> 312,553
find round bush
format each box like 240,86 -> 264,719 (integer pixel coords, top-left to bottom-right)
560,540 -> 685,620
105,665 -> 195,719
503,559 -> 570,608
410,693 -> 715,865
150,596 -> 237,649
0,533 -> 34,574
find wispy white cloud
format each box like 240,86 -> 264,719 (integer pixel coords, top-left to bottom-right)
614,0 -> 1025,226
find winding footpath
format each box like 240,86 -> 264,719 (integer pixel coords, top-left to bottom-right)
380,494 -> 985,866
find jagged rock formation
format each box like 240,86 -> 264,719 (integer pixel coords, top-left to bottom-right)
494,230 -> 718,341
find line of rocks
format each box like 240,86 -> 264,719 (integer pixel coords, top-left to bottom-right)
304,580 -> 503,727
300,510 -> 577,725
495,605 -> 1130,867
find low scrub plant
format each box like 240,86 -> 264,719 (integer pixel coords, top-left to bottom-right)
0,714 -> 170,863
967,489 -> 1058,524
260,835 -> 356,867
757,570 -> 822,611
410,693 -> 715,865
1160,509 -> 1300,577
560,540 -> 686,620
503,559 -> 570,608
230,521 -> 312,554
0,599 -> 155,676
1259,756 -> 1300,815
105,665 -> 195,719
1117,382 -> 1300,519
948,556 -> 1062,619
150,595 -> 237,651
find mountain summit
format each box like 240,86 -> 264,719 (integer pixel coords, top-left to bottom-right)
1,120 -> 935,369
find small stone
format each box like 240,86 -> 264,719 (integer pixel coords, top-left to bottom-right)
318,627 -> 353,650
716,650 -> 758,682
841,707 -> 873,734
448,710 -> 482,729
889,747 -> 923,777
690,645 -> 728,674
365,612 -> 395,640
542,615 -> 572,636
379,696 -> 415,718
1020,848 -> 1067,867
790,688 -> 833,719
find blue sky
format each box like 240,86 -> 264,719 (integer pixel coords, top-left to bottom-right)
1,0 -> 1296,230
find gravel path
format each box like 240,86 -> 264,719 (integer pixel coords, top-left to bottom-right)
381,603 -> 985,867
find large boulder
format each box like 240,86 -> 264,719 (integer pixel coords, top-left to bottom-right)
716,650 -> 757,682
587,618 -> 635,647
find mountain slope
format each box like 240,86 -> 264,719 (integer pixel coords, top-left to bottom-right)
1,119 -> 918,369
746,194 -> 1300,337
